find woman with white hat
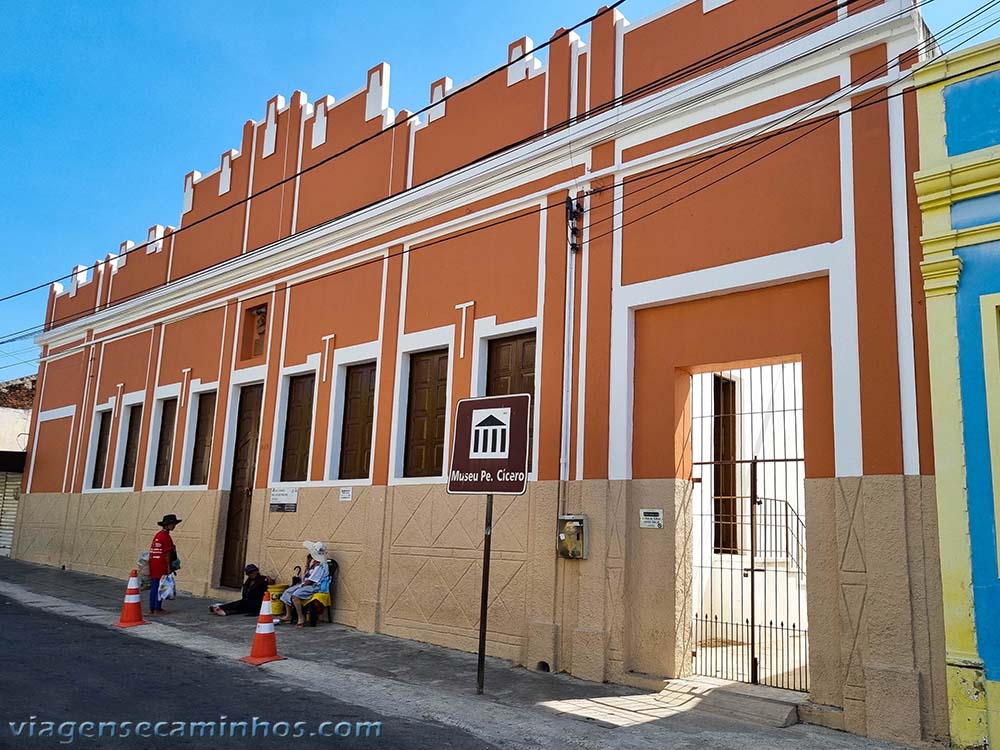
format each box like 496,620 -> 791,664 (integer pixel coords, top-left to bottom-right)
278,541 -> 330,627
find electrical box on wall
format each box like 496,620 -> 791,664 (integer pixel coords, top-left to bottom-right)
556,514 -> 588,559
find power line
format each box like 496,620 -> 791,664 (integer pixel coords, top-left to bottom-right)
3,60 -> 978,371
0,2 -> 630,306
0,0 -> 914,347
579,0 -> 999,241
584,0 -> 1000,245
0,0 -> 870,312
0,0 -> 951,364
0,352 -> 41,371
7,0 -> 987,367
5,57 -> 989,380
0,345 -> 41,359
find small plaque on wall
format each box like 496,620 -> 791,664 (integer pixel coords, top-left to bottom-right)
339,487 -> 353,502
269,486 -> 299,512
639,508 -> 664,529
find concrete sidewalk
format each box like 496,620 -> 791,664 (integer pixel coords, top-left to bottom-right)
0,557 -> 904,749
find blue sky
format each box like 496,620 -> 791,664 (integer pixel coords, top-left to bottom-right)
0,0 -> 988,379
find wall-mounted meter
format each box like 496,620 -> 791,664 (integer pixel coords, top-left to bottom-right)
556,514 -> 588,559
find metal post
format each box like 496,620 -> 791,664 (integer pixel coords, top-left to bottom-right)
749,458 -> 759,685
476,493 -> 494,695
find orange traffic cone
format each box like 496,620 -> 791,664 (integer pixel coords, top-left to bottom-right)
115,569 -> 150,628
240,593 -> 286,665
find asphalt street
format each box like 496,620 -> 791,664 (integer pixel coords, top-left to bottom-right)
0,596 -> 496,750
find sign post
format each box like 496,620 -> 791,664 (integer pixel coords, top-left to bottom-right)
476,492 -> 493,695
448,394 -> 531,696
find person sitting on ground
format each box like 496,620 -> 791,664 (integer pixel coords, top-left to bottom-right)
210,564 -> 272,616
279,541 -> 330,628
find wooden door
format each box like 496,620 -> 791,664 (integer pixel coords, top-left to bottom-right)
153,398 -> 177,486
339,362 -> 377,480
712,375 -> 738,554
486,332 -> 536,469
188,392 -> 217,486
279,373 -> 315,482
403,349 -> 449,477
91,410 -> 112,489
220,384 -> 263,588
119,405 -> 143,489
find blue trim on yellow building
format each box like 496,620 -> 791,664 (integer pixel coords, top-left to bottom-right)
953,194 -> 1000,230
956,242 -> 1000,680
944,69 -> 1000,156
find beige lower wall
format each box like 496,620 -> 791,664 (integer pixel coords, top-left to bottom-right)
805,475 -> 949,745
625,479 -> 693,681
243,485 -> 387,632
12,474 -> 948,744
12,489 -> 226,595
12,492 -> 71,567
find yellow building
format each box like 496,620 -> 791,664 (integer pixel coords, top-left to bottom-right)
916,38 -> 1000,749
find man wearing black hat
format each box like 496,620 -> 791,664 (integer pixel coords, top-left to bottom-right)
210,564 -> 271,616
148,514 -> 181,614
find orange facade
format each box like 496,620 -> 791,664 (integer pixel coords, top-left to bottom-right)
17,6 -> 955,742
27,0 -> 928,499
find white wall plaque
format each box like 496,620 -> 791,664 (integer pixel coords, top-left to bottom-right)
270,486 -> 299,512
639,508 -> 664,529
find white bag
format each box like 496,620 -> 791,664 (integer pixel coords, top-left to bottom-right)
158,573 -> 177,602
136,551 -> 151,587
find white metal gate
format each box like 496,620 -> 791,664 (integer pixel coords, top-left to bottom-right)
690,363 -> 809,691
0,471 -> 21,557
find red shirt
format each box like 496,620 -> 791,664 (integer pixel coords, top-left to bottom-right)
149,530 -> 174,578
